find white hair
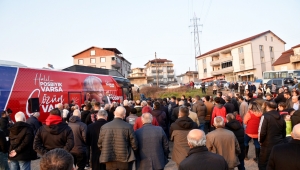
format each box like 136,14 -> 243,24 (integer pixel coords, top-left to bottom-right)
73,109 -> 81,117
187,134 -> 206,147
115,106 -> 126,118
141,101 -> 147,107
213,116 -> 225,128
56,103 -> 63,110
123,100 -> 129,106
141,113 -> 153,124
32,112 -> 40,118
97,110 -> 108,118
179,100 -> 184,106
15,111 -> 26,122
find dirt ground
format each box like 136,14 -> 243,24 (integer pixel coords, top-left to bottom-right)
31,140 -> 258,170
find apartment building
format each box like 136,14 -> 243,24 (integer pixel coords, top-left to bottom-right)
177,71 -> 198,84
196,30 -> 285,82
144,59 -> 175,85
272,44 -> 300,70
72,46 -> 131,77
127,67 -> 149,86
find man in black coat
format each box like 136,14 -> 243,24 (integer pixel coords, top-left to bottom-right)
224,96 -> 235,114
8,112 -> 35,169
267,124 -> 300,170
217,92 -> 226,105
179,129 -> 228,170
225,114 -> 245,170
274,88 -> 286,104
0,129 -> 9,169
0,111 -> 10,137
135,113 -> 169,170
34,108 -> 74,156
26,112 -> 42,134
258,101 -> 286,170
87,110 -> 107,170
171,99 -> 183,122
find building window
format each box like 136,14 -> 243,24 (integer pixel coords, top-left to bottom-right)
241,59 -> 244,64
271,37 -> 273,42
269,46 -> 273,52
78,59 -> 84,64
259,45 -> 264,51
265,36 -> 267,41
100,66 -> 106,69
221,61 -> 232,69
239,47 -> 244,53
90,58 -> 96,63
100,57 -> 106,62
90,50 -> 95,56
204,68 -> 207,73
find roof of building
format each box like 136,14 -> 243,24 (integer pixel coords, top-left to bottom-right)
72,46 -> 122,57
144,58 -> 172,66
177,71 -> 198,77
272,44 -> 300,66
197,30 -> 286,58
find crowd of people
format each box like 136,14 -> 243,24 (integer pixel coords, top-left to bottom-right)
1,83 -> 300,170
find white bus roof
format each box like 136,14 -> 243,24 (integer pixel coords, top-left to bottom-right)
0,60 -> 27,67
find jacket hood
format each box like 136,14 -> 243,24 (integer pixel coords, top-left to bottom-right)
196,100 -> 205,106
9,122 -> 31,135
69,116 -> 81,123
44,122 -> 69,135
225,120 -> 242,131
176,117 -> 196,129
215,104 -> 223,109
267,110 -> 281,120
249,110 -> 263,118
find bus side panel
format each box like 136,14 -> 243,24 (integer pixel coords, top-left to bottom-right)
5,68 -> 122,122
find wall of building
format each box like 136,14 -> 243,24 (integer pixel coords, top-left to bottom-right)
251,32 -> 285,78
274,63 -> 294,71
197,58 -> 204,79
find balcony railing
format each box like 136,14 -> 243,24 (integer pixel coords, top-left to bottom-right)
111,60 -> 121,68
211,66 -> 234,75
290,54 -> 300,63
167,74 -> 174,78
167,69 -> 174,73
151,69 -> 163,73
210,56 -> 233,66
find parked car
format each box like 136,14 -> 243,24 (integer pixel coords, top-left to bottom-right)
266,78 -> 295,92
194,82 -> 201,89
167,83 -> 181,89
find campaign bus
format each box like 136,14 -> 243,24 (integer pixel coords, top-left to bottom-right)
0,65 -> 132,122
262,70 -> 300,83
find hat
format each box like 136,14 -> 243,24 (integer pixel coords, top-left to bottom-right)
142,106 -> 152,114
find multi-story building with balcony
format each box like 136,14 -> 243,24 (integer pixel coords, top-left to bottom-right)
196,30 -> 285,82
144,59 -> 175,85
127,67 -> 150,86
72,46 -> 131,77
177,71 -> 198,84
272,44 -> 300,70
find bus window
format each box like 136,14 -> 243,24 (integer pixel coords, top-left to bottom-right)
280,71 -> 288,78
270,72 -> 276,79
294,71 -> 300,78
264,73 -> 269,79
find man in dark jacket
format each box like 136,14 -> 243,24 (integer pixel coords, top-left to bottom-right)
170,106 -> 198,166
267,124 -> 300,170
26,112 -> 42,134
217,92 -> 226,104
179,129 -> 228,170
152,102 -> 168,135
0,111 -> 10,137
171,99 -> 183,123
0,129 -> 9,169
225,114 -> 245,170
87,110 -> 107,170
234,82 -> 239,93
224,96 -> 235,114
135,113 -> 169,170
34,108 -> 74,156
274,88 -> 286,104
81,103 -> 91,124
168,96 -> 178,123
68,109 -> 87,170
8,112 -> 35,169
192,95 -> 207,131
85,102 -> 100,125
258,101 -> 286,170
98,106 -> 138,169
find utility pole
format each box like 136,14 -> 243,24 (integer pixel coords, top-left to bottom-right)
155,52 -> 159,87
189,14 -> 202,72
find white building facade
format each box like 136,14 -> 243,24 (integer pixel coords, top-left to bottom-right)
197,31 -> 285,82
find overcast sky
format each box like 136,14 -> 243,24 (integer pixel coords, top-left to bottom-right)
0,0 -> 299,75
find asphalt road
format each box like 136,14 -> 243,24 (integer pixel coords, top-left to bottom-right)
32,141 -> 258,170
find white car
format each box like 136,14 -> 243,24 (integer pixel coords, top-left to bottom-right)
167,83 -> 181,89
194,83 -> 201,89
